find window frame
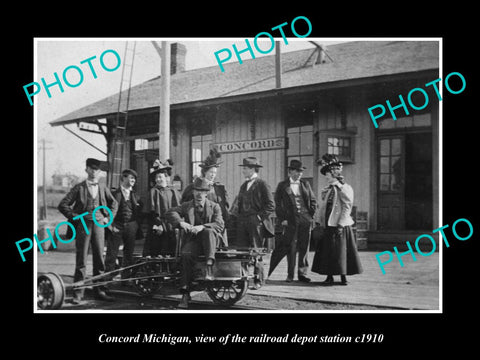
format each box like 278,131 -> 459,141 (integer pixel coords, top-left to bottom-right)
286,123 -> 314,185
191,133 -> 213,180
318,127 -> 357,164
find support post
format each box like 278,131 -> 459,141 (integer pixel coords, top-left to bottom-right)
275,41 -> 281,89
159,41 -> 171,160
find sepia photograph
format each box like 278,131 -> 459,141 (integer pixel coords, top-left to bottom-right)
33,38 -> 441,313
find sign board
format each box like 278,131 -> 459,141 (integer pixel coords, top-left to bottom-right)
214,137 -> 286,154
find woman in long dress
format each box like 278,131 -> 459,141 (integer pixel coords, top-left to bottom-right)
311,154 -> 363,285
142,160 -> 181,257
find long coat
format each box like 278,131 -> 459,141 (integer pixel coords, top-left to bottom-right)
166,199 -> 224,243
148,185 -> 182,230
315,182 -> 355,227
181,181 -> 230,222
181,180 -> 230,247
268,178 -> 318,276
274,178 -> 317,225
237,177 -> 275,237
58,180 -> 118,230
312,181 -> 363,276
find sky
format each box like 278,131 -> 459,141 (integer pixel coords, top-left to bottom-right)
35,38 -> 344,185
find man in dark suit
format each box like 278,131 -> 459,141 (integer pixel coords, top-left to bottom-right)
235,157 -> 275,288
166,177 -> 224,309
58,158 -> 118,303
269,159 -> 317,282
104,169 -> 142,291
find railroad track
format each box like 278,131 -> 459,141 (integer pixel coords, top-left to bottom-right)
53,287 -> 266,311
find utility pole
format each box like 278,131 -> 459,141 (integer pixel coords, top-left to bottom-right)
275,41 -> 282,89
159,41 -> 171,160
38,139 -> 53,220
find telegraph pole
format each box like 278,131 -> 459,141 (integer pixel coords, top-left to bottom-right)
275,41 -> 282,89
159,41 -> 171,160
38,139 -> 53,220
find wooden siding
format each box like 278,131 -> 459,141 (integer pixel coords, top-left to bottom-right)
213,100 -> 284,196
315,97 -> 372,224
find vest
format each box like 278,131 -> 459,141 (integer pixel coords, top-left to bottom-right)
194,205 -> 206,226
290,192 -> 309,215
116,195 -> 134,224
85,189 -> 103,222
239,186 -> 256,216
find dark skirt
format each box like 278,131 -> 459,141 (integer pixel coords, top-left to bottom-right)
142,229 -> 177,257
311,226 -> 363,276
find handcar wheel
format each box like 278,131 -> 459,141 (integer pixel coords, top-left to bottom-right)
37,273 -> 65,310
132,262 -> 162,296
206,279 -> 248,307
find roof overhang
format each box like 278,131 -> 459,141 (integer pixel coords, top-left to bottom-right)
50,68 -> 439,127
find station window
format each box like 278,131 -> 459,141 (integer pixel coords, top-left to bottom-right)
134,138 -> 159,150
377,113 -> 432,129
191,134 -> 212,179
190,113 -> 213,180
287,124 -> 314,184
327,136 -> 351,158
318,129 -> 356,164
379,138 -> 402,192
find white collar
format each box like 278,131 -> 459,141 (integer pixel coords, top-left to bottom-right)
246,173 -> 258,182
121,184 -> 132,192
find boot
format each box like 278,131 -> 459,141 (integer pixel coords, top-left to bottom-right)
71,292 -> 85,305
323,275 -> 334,285
94,287 -> 115,302
205,259 -> 214,281
178,293 -> 191,309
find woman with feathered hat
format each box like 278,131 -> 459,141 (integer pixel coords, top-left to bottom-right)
142,159 -> 182,257
311,154 -> 363,285
181,148 -> 230,248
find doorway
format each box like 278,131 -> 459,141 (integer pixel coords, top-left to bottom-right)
377,131 -> 433,230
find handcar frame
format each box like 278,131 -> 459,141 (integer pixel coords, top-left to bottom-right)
37,230 -> 268,310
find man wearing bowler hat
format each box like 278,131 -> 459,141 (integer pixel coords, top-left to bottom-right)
166,177 -> 224,309
58,158 -> 118,304
235,157 -> 275,288
269,159 -> 317,282
104,169 -> 143,291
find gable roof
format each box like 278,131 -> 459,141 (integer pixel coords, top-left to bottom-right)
50,40 -> 439,126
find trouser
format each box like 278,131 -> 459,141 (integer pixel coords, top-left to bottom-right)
285,214 -> 312,278
269,213 -> 312,278
236,215 -> 267,284
73,219 -> 106,297
180,228 -> 217,292
105,221 -> 138,276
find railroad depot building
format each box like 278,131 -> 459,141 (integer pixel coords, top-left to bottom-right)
50,40 -> 440,250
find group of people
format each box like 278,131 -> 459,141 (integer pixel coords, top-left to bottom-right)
57,150 -> 363,308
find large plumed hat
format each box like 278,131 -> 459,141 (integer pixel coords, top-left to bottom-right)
150,159 -> 174,178
199,148 -> 222,169
317,154 -> 343,175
